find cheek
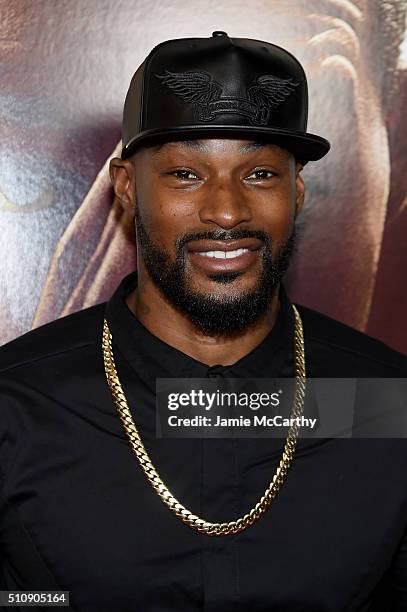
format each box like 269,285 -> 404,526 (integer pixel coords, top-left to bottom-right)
137,193 -> 193,249
140,184 -> 197,219
254,187 -> 296,238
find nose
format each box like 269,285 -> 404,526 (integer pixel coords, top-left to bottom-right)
198,177 -> 252,229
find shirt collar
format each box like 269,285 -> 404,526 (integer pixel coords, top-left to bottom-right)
105,271 -> 295,384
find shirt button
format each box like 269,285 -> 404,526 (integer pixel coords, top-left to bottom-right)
206,364 -> 225,378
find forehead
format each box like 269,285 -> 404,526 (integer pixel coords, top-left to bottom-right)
148,139 -> 290,159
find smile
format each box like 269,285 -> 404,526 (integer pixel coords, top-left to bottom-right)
195,248 -> 250,259
188,246 -> 261,274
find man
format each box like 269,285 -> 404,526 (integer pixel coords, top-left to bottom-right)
0,32 -> 406,612
29,0 -> 407,347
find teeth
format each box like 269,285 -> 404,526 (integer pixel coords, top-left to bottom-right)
196,248 -> 249,259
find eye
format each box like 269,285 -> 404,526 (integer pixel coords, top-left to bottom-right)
168,169 -> 200,181
245,169 -> 276,181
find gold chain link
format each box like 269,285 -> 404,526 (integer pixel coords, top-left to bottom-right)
102,304 -> 306,536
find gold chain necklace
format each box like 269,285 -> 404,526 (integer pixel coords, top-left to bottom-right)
102,304 -> 306,536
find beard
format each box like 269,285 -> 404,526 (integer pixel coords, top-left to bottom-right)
135,207 -> 297,336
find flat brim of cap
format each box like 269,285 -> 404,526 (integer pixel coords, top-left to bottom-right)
121,125 -> 330,163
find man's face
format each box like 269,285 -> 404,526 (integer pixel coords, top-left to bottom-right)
121,139 -> 304,335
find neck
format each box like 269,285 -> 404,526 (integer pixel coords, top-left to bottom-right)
125,267 -> 281,367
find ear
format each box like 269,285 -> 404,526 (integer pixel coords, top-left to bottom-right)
109,157 -> 136,217
294,162 -> 305,217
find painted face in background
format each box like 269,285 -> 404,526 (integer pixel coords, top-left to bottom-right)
130,140 -> 302,334
1,0 -> 406,354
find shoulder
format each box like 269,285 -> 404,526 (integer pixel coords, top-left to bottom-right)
294,302 -> 407,376
0,303 -> 107,375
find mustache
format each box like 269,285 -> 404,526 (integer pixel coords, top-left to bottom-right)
176,228 -> 271,251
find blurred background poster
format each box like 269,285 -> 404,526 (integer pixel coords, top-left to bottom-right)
1,0 -> 406,354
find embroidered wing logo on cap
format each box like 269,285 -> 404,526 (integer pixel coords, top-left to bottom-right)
155,71 -> 222,105
155,70 -> 299,126
247,75 -> 299,110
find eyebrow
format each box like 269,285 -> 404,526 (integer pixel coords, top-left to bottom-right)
241,142 -> 290,163
239,141 -> 272,153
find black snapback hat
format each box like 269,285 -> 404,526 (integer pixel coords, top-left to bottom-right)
121,31 -> 330,163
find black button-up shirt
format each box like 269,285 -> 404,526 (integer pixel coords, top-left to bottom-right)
1,271 -> 406,611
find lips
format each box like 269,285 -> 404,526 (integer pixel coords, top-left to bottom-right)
187,238 -> 263,253
186,238 -> 263,273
